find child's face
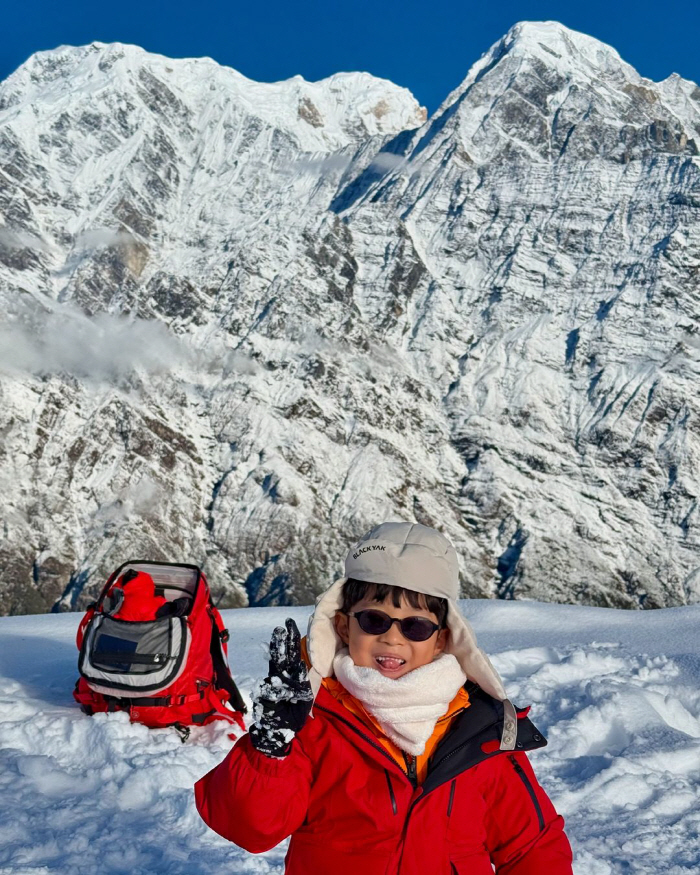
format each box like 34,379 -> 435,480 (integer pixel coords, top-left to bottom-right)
334,592 -> 448,679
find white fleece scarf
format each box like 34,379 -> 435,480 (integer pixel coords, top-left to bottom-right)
333,649 -> 467,756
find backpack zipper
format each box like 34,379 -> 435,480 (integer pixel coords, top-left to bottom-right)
508,755 -> 545,831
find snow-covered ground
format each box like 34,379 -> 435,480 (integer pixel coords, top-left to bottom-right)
1,601 -> 699,874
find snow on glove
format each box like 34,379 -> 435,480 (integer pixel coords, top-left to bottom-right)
249,618 -> 314,758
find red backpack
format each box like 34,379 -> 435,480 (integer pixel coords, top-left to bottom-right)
73,561 -> 247,740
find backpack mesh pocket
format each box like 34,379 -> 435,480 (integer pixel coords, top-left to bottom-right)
79,614 -> 189,694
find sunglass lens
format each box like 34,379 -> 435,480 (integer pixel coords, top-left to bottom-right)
401,617 -> 437,641
357,610 -> 391,634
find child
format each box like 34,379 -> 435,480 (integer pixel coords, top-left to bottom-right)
195,522 -> 573,874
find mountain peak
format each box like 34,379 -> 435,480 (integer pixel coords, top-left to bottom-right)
505,21 -> 639,80
479,20 -> 636,82
506,21 -> 621,58
431,20 -> 646,119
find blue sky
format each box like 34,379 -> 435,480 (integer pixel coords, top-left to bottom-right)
3,0 -> 700,113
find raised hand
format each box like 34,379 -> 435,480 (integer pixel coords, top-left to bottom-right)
249,618 -> 314,757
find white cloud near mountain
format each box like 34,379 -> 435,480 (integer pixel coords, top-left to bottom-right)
0,304 -> 261,381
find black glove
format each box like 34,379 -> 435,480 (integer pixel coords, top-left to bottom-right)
249,618 -> 313,758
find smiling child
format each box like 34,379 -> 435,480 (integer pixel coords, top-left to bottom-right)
195,522 -> 573,874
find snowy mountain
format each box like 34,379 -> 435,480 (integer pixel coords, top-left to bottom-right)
2,21 -> 700,614
1,600 -> 699,873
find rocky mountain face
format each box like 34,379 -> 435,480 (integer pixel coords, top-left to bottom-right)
1,21 -> 700,615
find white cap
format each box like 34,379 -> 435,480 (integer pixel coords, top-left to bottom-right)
344,521 -> 460,597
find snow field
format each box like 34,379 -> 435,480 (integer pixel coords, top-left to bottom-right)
1,602 -> 699,874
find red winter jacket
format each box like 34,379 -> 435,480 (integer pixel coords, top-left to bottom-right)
195,683 -> 573,874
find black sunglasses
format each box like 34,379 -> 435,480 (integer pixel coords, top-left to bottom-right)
348,609 -> 441,642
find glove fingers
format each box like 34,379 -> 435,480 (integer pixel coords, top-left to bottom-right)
252,620 -> 313,758
285,618 -> 301,675
269,626 -> 286,675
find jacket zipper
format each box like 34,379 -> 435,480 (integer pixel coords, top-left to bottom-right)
404,720 -> 502,822
384,770 -> 398,815
508,755 -> 545,831
403,752 -> 418,787
447,779 -> 456,817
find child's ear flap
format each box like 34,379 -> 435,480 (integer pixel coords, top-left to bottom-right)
334,611 -> 350,645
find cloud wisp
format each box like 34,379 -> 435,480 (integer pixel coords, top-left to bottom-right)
368,152 -> 410,173
0,302 -> 266,383
0,305 -> 185,380
280,153 -> 354,178
74,229 -> 136,250
0,228 -> 51,253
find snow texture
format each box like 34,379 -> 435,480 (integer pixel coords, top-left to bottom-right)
3,20 -> 700,613
1,601 -> 699,874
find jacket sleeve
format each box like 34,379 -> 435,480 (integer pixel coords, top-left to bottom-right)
194,732 -> 313,853
482,751 -> 573,875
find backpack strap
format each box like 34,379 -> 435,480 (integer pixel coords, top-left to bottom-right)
76,605 -> 96,650
128,690 -> 210,707
208,607 -> 248,714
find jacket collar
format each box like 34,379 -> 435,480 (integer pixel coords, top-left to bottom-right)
422,683 -> 548,794
314,682 -> 548,794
